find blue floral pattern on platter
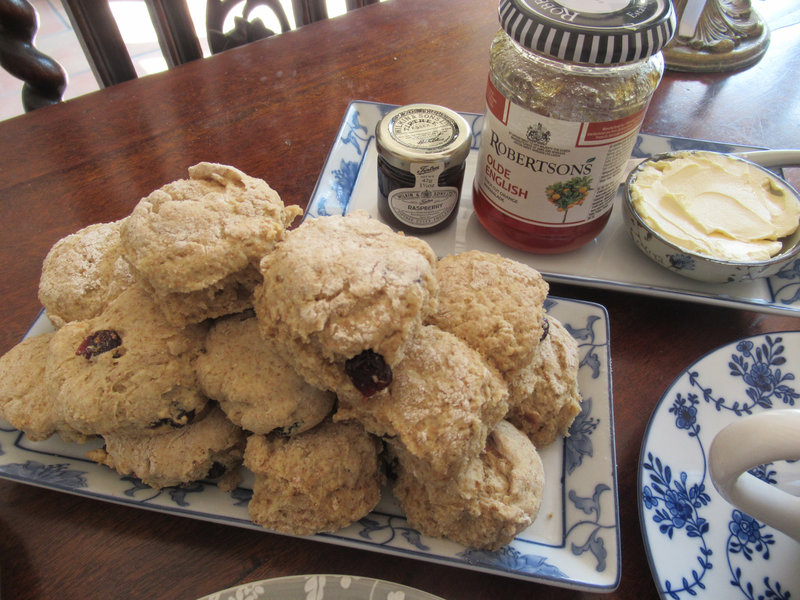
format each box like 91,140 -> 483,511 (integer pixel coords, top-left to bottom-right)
639,332 -> 800,600
1,140 -> 617,594
310,101 -> 800,317
0,301 -> 614,591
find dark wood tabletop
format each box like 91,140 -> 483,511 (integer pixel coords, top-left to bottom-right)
1,1 -> 798,598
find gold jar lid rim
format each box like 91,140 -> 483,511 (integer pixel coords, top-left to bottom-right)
376,104 -> 473,171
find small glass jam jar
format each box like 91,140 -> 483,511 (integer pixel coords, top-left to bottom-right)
473,0 -> 676,253
376,103 -> 472,233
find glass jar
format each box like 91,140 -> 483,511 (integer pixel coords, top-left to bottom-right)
376,104 -> 472,234
473,0 -> 676,253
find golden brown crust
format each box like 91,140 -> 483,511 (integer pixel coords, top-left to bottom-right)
47,285 -> 208,436
119,163 -> 301,326
336,325 -> 509,481
427,250 -> 549,376
244,420 -> 384,535
141,264 -> 263,328
506,317 -> 582,448
87,405 -> 245,489
0,332 -> 64,441
196,313 -> 335,435
255,211 -> 438,395
392,420 -> 545,550
38,220 -> 135,328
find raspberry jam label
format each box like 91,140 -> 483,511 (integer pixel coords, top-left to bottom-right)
475,78 -> 646,228
387,162 -> 459,228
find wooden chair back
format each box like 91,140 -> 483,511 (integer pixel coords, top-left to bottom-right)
0,0 -> 380,113
62,0 -> 380,88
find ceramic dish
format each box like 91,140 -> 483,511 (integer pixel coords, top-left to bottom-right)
638,331 -> 800,599
0,294 -> 618,591
197,574 -> 444,600
308,100 -> 800,316
623,150 -> 800,283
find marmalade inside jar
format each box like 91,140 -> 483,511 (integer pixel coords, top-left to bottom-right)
489,32 -> 664,122
473,31 -> 664,253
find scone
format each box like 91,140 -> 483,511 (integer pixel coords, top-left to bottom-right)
244,420 -> 384,535
46,285 -> 209,436
0,332 -> 84,442
38,219 -> 135,328
392,420 -> 545,551
195,312 -> 335,435
335,325 -> 509,481
119,162 -> 302,326
506,316 -> 582,448
87,405 -> 245,490
427,250 -> 549,376
254,211 -> 438,397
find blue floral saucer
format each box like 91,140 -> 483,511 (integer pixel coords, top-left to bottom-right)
638,332 -> 800,599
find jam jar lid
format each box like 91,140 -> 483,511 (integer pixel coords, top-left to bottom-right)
498,0 -> 676,66
375,104 -> 473,171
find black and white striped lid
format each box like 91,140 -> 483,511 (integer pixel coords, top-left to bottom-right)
498,0 -> 676,65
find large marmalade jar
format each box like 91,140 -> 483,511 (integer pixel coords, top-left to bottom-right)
473,0 -> 676,253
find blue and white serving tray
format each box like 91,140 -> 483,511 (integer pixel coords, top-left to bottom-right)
0,303 -> 616,591
309,100 -> 800,316
0,208 -> 618,589
638,332 -> 800,599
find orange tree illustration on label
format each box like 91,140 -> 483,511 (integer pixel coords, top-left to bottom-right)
546,175 -> 594,223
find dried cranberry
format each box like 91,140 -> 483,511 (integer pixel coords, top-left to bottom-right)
149,409 -> 196,429
277,421 -> 303,437
206,461 -> 227,480
76,329 -> 123,359
345,350 -> 392,396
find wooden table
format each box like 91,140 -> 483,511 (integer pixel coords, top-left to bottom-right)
0,1 -> 798,598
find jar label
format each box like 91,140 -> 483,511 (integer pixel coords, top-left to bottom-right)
388,162 -> 459,228
475,77 -> 646,228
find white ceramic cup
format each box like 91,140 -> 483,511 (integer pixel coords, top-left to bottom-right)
708,409 -> 800,542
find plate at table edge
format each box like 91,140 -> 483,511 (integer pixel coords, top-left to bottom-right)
0,291 -> 617,590
196,574 -> 445,600
638,331 -> 800,600
307,100 -> 800,317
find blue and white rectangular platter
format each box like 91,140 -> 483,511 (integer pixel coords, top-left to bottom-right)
308,100 -> 800,316
0,296 -> 618,592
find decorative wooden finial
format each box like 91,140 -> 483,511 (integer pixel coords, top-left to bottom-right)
0,0 -> 67,112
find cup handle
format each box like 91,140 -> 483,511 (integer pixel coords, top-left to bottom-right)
708,409 -> 800,543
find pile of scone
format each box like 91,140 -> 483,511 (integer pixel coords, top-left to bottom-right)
0,163 -> 581,551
